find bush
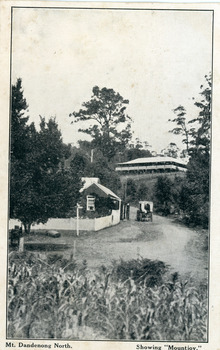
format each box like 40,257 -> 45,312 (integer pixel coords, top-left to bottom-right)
111,258 -> 168,287
137,183 -> 149,201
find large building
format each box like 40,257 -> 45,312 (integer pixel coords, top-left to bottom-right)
115,156 -> 188,175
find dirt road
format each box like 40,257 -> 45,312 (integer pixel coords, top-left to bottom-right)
71,207 -> 208,282
26,206 -> 208,282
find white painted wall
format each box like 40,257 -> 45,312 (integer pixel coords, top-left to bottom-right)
9,207 -> 121,233
94,209 -> 121,231
94,215 -> 112,231
112,209 -> 121,225
32,217 -> 95,231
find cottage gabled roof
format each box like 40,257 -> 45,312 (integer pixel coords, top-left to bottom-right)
81,177 -> 100,190
94,183 -> 121,200
80,178 -> 121,201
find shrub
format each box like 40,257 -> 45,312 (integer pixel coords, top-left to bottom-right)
111,258 -> 169,287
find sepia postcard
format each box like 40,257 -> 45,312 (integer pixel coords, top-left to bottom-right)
0,1 -> 220,350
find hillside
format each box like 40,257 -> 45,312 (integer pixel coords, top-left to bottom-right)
119,171 -> 186,202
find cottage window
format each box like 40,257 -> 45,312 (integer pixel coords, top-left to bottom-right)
87,195 -> 95,211
111,200 -> 119,210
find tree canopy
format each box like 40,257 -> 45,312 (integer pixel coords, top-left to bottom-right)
70,86 -> 132,161
169,105 -> 190,154
161,142 -> 180,158
189,74 -> 211,155
70,147 -> 121,195
169,74 -> 211,158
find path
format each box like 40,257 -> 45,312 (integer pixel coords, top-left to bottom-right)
72,207 -> 208,282
25,207 -> 208,282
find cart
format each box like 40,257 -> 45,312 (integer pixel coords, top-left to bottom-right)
136,201 -> 153,222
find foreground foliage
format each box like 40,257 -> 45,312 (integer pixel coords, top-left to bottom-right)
8,252 -> 207,341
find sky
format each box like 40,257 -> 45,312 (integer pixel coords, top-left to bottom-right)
12,7 -> 212,153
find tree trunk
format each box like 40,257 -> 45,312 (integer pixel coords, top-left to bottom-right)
24,223 -> 31,234
28,223 -> 31,233
18,223 -> 31,252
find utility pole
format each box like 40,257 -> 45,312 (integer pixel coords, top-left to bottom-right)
91,149 -> 94,163
124,177 -> 127,202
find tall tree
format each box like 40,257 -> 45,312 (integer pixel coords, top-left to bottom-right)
183,75 -> 211,227
70,86 -> 132,161
169,105 -> 190,154
36,117 -> 71,172
167,74 -> 211,227
189,74 -> 211,154
10,79 -> 81,232
11,78 -> 29,160
10,78 -> 32,224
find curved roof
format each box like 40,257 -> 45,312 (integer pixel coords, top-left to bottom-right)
117,156 -> 188,166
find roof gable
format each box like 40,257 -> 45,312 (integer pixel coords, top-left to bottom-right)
82,182 -> 121,201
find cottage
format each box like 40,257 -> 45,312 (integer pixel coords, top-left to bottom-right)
30,177 -> 121,232
80,177 -> 121,228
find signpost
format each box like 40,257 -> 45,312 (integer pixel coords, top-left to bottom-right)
76,203 -> 83,237
71,203 -> 83,260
